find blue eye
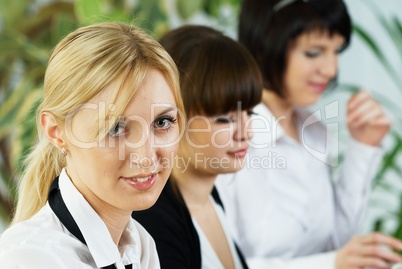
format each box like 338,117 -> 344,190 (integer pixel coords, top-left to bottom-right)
153,115 -> 177,130
108,122 -> 126,137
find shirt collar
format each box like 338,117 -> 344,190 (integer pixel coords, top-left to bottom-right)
59,168 -> 140,268
251,103 -> 317,145
251,103 -> 285,147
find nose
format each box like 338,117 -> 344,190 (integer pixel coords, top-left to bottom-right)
233,111 -> 254,142
319,53 -> 338,79
128,129 -> 158,170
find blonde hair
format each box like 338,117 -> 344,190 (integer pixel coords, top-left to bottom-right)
12,22 -> 184,224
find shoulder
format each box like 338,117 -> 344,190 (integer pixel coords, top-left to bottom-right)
0,245 -> 70,268
0,204 -> 85,266
0,226 -> 77,269
0,205 -> 65,246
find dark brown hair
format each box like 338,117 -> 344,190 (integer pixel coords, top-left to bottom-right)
160,25 -> 263,117
239,0 -> 352,97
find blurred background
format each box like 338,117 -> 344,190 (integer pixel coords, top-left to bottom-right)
0,0 -> 401,238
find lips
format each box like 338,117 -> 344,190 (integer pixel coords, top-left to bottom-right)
121,174 -> 157,190
309,83 -> 328,93
227,148 -> 248,158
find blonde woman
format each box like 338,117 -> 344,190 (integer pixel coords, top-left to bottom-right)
0,22 -> 185,269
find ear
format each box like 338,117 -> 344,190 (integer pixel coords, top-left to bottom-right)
40,111 -> 67,151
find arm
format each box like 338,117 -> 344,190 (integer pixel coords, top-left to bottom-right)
332,91 -> 391,248
247,233 -> 402,269
332,137 -> 383,247
247,252 -> 336,269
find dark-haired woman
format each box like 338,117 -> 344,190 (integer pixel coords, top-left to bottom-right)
216,0 -> 401,268
132,25 -> 263,269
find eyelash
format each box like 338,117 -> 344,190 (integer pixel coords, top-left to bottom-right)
108,115 -> 177,138
305,47 -> 344,58
248,110 -> 258,116
304,51 -> 321,58
108,121 -> 127,137
214,110 -> 257,124
152,115 -> 177,132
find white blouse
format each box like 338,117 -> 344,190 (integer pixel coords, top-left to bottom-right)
216,103 -> 383,269
0,169 -> 160,269
192,196 -> 244,269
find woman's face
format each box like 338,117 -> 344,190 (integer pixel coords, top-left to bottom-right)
179,110 -> 254,176
283,30 -> 345,106
64,68 -> 180,215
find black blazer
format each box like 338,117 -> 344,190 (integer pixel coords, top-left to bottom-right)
132,179 -> 249,269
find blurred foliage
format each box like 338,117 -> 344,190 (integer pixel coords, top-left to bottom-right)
0,0 -> 78,225
0,0 -> 241,227
339,1 -> 402,239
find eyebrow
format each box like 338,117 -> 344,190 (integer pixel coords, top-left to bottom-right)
115,106 -> 178,122
154,107 -> 178,118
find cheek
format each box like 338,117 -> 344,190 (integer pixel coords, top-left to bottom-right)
153,127 -> 181,148
186,131 -> 211,147
65,109 -> 100,147
157,144 -> 179,168
212,131 -> 232,148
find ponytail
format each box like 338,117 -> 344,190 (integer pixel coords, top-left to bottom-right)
11,135 -> 65,224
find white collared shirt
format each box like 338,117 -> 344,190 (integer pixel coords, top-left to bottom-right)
0,169 -> 160,269
216,103 -> 383,269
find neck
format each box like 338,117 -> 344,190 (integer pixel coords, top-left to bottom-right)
262,90 -> 299,141
66,169 -> 130,246
96,207 -> 131,246
79,191 -> 131,246
172,163 -> 216,210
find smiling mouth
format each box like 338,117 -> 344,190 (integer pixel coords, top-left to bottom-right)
131,176 -> 152,183
228,148 -> 248,158
309,83 -> 328,93
121,174 -> 158,190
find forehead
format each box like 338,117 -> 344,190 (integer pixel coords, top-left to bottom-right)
126,69 -> 177,117
77,69 -> 177,121
293,30 -> 345,48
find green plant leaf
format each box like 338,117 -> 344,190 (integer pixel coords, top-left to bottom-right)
394,17 -> 402,37
74,0 -> 104,25
353,24 -> 384,60
131,0 -> 168,37
177,0 -> 204,20
392,194 -> 402,239
373,219 -> 384,232
355,0 -> 402,88
373,134 -> 402,186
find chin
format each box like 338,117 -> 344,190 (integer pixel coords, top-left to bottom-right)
131,190 -> 162,211
219,165 -> 244,175
298,98 -> 320,107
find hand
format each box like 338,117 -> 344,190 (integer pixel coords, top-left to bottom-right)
335,233 -> 402,269
347,90 -> 392,147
